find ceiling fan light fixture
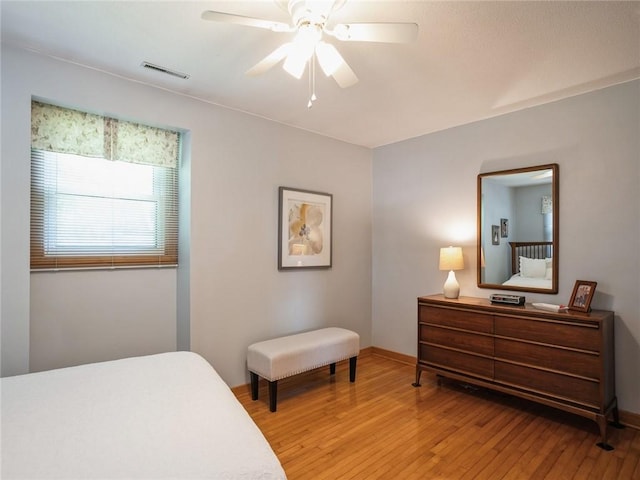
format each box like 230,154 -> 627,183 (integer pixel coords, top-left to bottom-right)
331,62 -> 359,88
316,41 -> 343,76
283,49 -> 311,79
283,24 -> 321,78
289,0 -> 332,26
295,23 -> 323,49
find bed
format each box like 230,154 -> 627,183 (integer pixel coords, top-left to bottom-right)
1,352 -> 287,479
502,241 -> 553,289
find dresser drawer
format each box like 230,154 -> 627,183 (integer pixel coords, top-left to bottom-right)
420,344 -> 493,379
494,338 -> 600,379
494,361 -> 600,408
419,305 -> 493,334
420,324 -> 493,356
494,316 -> 600,351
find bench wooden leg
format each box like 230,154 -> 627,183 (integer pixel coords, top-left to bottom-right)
349,356 -> 357,382
330,363 -> 336,375
268,380 -> 278,412
250,372 -> 259,400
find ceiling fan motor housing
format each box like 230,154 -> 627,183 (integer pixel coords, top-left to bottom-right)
288,0 -> 331,29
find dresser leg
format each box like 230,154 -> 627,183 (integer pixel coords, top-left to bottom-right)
595,414 -> 613,451
412,368 -> 422,387
609,399 -> 625,429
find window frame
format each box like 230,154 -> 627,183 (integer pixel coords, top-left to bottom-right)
30,150 -> 179,270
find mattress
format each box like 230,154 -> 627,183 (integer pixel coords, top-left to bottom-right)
1,351 -> 286,479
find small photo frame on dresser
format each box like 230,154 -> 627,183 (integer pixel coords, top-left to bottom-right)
568,280 -> 597,312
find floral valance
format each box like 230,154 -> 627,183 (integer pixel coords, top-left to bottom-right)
31,101 -> 179,168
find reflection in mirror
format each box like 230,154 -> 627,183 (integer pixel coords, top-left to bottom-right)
477,164 -> 559,294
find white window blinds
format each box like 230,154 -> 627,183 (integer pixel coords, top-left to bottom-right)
30,101 -> 179,269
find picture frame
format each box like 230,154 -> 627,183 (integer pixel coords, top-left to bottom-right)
568,280 -> 597,312
278,187 -> 332,270
491,225 -> 500,245
500,218 -> 509,238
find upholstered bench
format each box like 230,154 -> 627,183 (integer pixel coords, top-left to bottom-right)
247,327 -> 360,412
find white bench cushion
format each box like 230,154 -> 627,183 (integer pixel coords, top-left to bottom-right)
247,327 -> 360,381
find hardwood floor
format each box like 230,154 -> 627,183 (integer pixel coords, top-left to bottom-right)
234,353 -> 640,479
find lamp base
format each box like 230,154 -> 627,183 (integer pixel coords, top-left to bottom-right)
443,270 -> 460,299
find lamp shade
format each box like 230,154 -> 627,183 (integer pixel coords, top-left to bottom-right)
439,246 -> 464,299
439,246 -> 464,271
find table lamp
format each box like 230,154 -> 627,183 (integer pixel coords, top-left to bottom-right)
439,246 -> 464,299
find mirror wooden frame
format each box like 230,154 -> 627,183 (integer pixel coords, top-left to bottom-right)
477,164 -> 559,294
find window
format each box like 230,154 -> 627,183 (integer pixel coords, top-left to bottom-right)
30,101 -> 179,269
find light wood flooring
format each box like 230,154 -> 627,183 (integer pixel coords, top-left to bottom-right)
234,353 -> 640,479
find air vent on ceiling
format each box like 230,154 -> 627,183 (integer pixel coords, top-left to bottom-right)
141,61 -> 190,79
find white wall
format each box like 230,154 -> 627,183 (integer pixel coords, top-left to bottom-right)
30,269 -> 177,371
1,45 -> 373,386
482,181 -> 513,283
372,80 -> 640,415
514,184 -> 552,241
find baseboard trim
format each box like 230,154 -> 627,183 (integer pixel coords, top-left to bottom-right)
231,383 -> 247,396
359,346 -> 373,357
619,410 -> 640,430
370,346 -> 416,366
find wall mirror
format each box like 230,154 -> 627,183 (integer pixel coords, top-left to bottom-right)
477,164 -> 559,294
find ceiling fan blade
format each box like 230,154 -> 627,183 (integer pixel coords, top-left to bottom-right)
328,22 -> 418,43
246,43 -> 293,76
201,11 -> 292,32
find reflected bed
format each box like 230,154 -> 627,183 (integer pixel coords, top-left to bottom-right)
503,241 -> 553,289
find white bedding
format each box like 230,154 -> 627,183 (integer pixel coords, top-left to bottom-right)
1,352 -> 287,479
502,273 -> 552,289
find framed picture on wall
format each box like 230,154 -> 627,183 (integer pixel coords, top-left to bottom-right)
500,218 -> 509,237
492,225 -> 500,245
278,187 -> 332,270
568,280 -> 597,312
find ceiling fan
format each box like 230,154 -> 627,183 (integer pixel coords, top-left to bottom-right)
201,0 -> 418,92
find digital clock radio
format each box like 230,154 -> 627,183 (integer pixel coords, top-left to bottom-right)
490,294 -> 526,306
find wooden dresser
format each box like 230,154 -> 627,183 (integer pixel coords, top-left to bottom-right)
414,294 -> 620,449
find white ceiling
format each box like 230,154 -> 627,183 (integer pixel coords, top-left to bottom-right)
2,1 -> 639,148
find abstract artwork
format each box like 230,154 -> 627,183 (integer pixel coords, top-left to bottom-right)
278,187 -> 332,270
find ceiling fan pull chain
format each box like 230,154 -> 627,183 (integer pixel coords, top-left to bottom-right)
308,53 -> 317,108
312,54 -> 317,102
307,58 -> 313,108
